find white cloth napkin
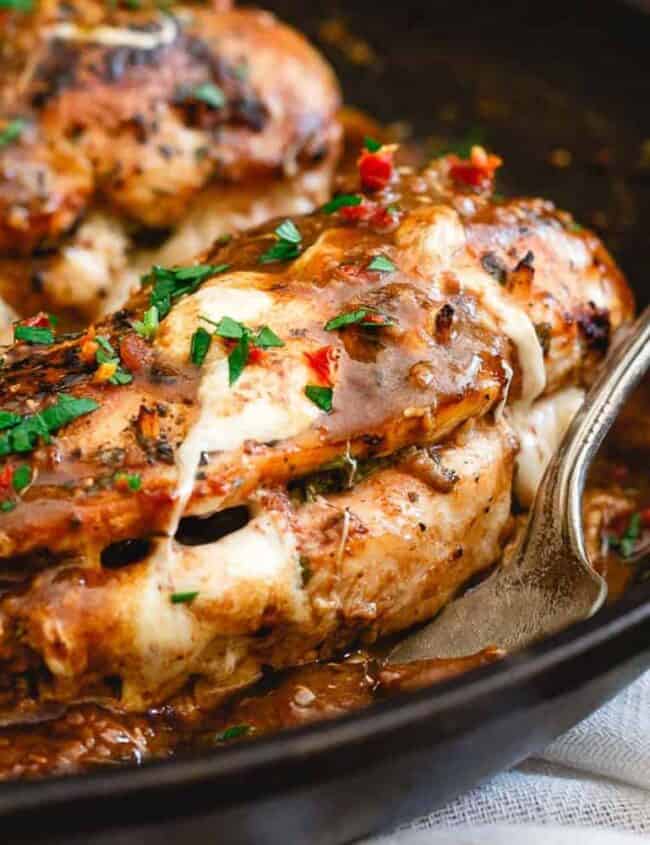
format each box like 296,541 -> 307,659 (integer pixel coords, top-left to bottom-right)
364,670 -> 650,844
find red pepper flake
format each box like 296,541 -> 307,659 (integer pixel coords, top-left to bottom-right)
119,334 -> 152,373
22,311 -> 53,328
341,201 -> 375,223
448,145 -> 502,190
137,405 -> 160,440
247,345 -> 265,365
304,346 -> 336,386
358,145 -> 395,192
340,201 -> 402,231
0,464 -> 12,493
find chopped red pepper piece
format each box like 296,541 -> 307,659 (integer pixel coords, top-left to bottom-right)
358,146 -> 395,192
0,464 -> 12,493
22,312 -> 53,329
304,346 -> 336,386
247,345 -> 265,365
448,145 -> 502,190
120,334 -> 153,373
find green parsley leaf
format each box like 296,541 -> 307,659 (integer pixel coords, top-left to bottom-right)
193,82 -> 226,110
110,369 -> 133,386
95,335 -> 116,357
14,325 -> 54,345
40,394 -> 99,432
228,334 -> 249,385
190,326 -> 212,366
115,471 -> 141,492
367,254 -> 396,273
133,305 -> 159,340
0,412 -> 20,431
0,0 -> 33,9
325,308 -> 370,331
145,264 -> 230,319
0,117 -> 26,147
0,500 -> 16,513
305,385 -> 333,412
364,136 -> 382,152
259,240 -> 301,263
12,464 -> 31,492
321,194 -> 362,214
254,326 -> 284,349
0,395 -> 98,458
211,315 -> 246,340
259,220 -> 303,264
274,219 -> 301,244
214,724 -> 251,742
325,307 -> 394,331
171,591 -> 199,605
609,512 -> 642,559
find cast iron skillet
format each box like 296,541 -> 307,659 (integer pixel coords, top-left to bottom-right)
3,0 -> 650,841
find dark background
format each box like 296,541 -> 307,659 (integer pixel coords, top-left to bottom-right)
267,0 -> 650,305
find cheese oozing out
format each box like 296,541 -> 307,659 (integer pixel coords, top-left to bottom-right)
47,15 -> 178,50
509,386 -> 585,506
122,277 -> 321,703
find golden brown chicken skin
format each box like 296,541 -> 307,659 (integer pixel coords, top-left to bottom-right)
0,0 -> 341,317
0,147 -> 634,716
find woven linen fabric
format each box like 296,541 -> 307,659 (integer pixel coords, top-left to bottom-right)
364,670 -> 650,844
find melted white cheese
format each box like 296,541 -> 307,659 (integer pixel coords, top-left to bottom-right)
129,510 -> 305,701
509,386 -> 585,506
460,266 -> 546,405
47,16 -> 178,50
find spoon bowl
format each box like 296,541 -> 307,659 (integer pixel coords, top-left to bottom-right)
391,305 -> 650,662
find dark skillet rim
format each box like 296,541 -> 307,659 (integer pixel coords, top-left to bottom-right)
0,579 -> 648,819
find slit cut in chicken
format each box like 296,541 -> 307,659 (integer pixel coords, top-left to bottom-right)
0,0 -> 342,323
0,143 -> 634,718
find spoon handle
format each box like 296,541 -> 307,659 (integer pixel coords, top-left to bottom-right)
553,305 -> 650,565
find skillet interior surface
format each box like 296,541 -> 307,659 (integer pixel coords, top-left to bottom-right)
1,1 -> 650,842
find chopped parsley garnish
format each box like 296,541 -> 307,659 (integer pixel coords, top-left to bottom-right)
193,82 -> 226,109
133,305 -> 159,340
253,326 -> 284,348
171,591 -> 199,605
0,117 -> 26,147
144,264 -> 230,320
324,307 -> 393,331
95,335 -> 133,385
11,465 -> 31,492
305,385 -> 333,413
14,325 -> 54,345
214,724 -> 251,742
367,254 -> 396,273
0,394 -> 99,457
608,512 -> 642,559
0,0 -> 33,9
364,136 -> 382,153
202,316 -> 285,385
0,500 -> 15,513
321,194 -> 362,215
227,333 -> 249,385
190,326 -> 212,366
0,412 -> 21,431
114,471 -> 141,492
275,219 -> 301,243
259,220 -> 302,264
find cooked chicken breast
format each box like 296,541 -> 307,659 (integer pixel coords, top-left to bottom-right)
0,146 -> 633,716
0,0 -> 341,318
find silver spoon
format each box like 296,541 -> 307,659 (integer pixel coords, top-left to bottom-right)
391,305 -> 650,662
